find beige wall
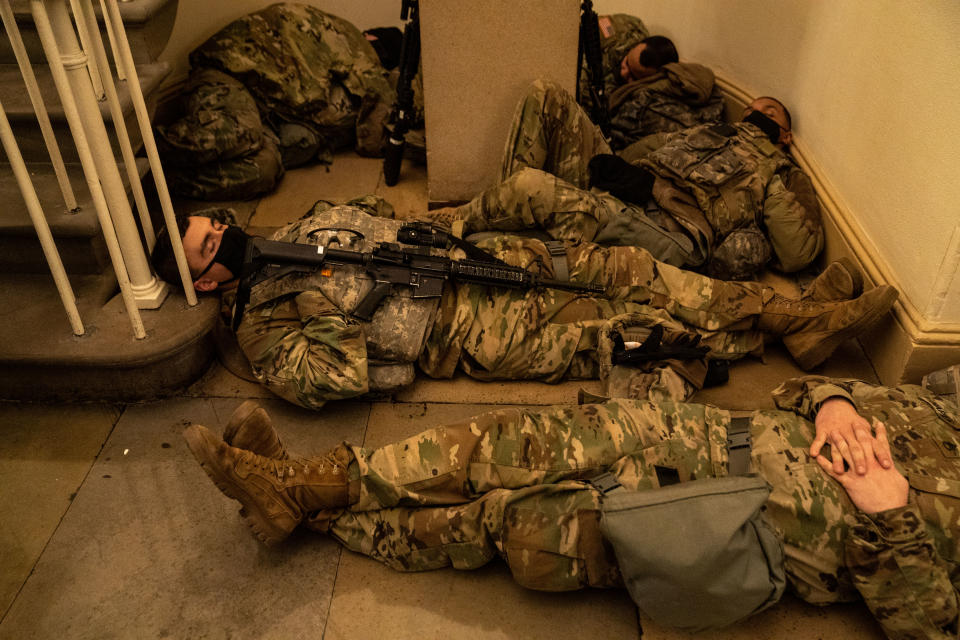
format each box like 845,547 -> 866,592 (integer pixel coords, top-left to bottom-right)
420,0 -> 580,201
158,1 -> 401,81
598,0 -> 960,326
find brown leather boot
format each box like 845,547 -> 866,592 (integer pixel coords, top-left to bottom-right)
801,258 -> 863,302
183,424 -> 351,545
222,401 -> 288,460
758,286 -> 898,370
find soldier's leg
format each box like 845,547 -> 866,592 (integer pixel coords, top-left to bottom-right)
324,400 -> 729,590
470,237 -> 895,370
448,167 -> 625,243
344,399 -> 724,511
324,482 -> 622,590
500,79 -> 611,187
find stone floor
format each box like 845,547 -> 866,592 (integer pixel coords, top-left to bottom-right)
0,154 -> 887,639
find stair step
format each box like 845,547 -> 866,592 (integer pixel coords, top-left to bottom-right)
0,0 -> 178,65
0,157 -> 151,273
0,60 -> 171,162
0,271 -> 219,401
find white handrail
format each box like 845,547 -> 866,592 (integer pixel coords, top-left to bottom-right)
0,99 -> 84,335
73,0 -> 154,248
0,0 -> 77,212
102,0 -> 197,305
31,0 -> 145,338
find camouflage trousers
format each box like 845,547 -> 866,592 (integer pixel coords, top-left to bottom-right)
317,400 -> 852,603
459,80 -> 695,267
420,235 -> 767,395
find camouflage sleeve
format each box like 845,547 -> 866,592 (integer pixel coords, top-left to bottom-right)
235,292 -> 369,410
762,169 -> 825,273
846,504 -> 959,639
771,375 -> 861,421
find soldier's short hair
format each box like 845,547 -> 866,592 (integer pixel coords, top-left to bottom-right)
150,215 -> 192,287
639,36 -> 679,69
755,96 -> 793,131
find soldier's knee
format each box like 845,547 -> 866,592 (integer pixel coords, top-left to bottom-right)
509,166 -> 555,193
708,227 -> 772,281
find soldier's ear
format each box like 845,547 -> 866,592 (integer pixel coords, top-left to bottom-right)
779,129 -> 793,147
193,277 -> 220,293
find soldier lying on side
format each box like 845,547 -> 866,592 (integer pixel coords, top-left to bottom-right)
151,200 -> 895,410
182,371 -> 960,639
420,80 -> 820,282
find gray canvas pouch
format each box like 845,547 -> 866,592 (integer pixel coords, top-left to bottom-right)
600,475 -> 786,631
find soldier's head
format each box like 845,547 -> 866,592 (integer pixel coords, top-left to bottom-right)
151,215 -> 250,292
619,35 -> 679,83
742,97 -> 793,148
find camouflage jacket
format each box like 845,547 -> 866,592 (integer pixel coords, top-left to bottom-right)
235,197 -> 441,409
155,68 -> 284,200
769,375 -> 960,639
606,62 -> 725,150
578,13 -> 648,111
637,122 -> 824,273
190,3 -> 395,159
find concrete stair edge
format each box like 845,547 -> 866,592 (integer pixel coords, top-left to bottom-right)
0,60 -> 171,122
0,286 -> 220,402
8,0 -> 175,26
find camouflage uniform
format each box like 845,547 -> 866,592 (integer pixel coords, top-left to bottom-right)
577,13 -> 649,113
310,375 -> 960,638
155,68 -> 284,200
190,3 -> 395,161
478,80 -> 823,280
606,62 -> 725,150
236,204 -> 782,410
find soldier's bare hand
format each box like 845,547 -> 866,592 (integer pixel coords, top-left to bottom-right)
815,422 -> 908,514
812,397 -> 874,475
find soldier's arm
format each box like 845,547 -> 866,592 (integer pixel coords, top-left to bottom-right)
761,168 -> 825,273
846,504 -> 958,638
235,292 -> 369,410
772,376 -> 895,474
817,428 -> 959,639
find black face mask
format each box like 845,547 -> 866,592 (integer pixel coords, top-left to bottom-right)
743,110 -> 783,145
197,225 -> 249,282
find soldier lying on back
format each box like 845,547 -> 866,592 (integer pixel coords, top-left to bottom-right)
151,199 -> 895,411
181,371 -> 960,639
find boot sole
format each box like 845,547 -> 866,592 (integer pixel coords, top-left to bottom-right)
183,425 -> 293,546
786,287 -> 898,370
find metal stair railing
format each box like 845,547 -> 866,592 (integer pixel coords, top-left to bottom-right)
0,0 -> 197,340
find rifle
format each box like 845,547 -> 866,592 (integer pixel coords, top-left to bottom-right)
611,325 -> 710,365
383,0 -> 421,186
232,228 -> 606,330
577,0 -> 610,135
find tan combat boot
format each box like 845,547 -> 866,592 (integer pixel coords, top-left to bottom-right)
758,286 -> 898,370
222,400 -> 288,460
801,258 -> 863,302
183,424 -> 351,545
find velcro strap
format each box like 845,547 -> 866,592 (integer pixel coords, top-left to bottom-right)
727,416 -> 753,476
544,240 -> 569,281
